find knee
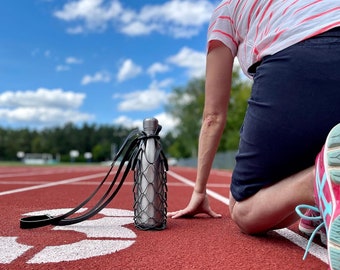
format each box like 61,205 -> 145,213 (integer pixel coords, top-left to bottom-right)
229,204 -> 253,235
229,200 -> 263,235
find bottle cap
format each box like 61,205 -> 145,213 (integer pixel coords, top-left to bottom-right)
143,118 -> 158,134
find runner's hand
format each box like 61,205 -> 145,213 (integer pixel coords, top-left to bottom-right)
167,190 -> 222,218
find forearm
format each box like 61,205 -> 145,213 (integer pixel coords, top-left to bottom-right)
195,112 -> 226,194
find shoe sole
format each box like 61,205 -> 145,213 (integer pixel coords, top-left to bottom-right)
329,216 -> 340,270
299,224 -> 315,235
326,124 -> 340,270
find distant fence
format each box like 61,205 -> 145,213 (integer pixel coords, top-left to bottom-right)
177,151 -> 237,170
23,153 -> 57,165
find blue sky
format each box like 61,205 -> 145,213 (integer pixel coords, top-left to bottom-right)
0,0 -> 220,134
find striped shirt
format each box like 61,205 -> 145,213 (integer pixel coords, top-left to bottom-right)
208,0 -> 340,77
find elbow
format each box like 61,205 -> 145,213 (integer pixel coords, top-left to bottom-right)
203,112 -> 226,129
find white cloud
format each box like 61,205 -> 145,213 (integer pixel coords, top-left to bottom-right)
66,25 -> 84,34
128,0 -> 213,38
120,21 -> 159,36
117,59 -> 142,82
147,62 -> 170,77
54,0 -> 123,32
153,112 -> 179,134
156,78 -> 173,88
56,56 -> 83,72
0,88 -> 93,127
117,89 -> 167,111
167,26 -> 201,39
0,107 -> 92,125
113,115 -> 142,130
56,65 -> 70,72
113,112 -> 178,135
66,57 -> 83,64
167,47 -> 206,78
81,71 -> 111,85
139,0 -> 213,27
122,0 -> 214,38
53,0 -> 214,38
0,88 -> 84,109
114,80 -> 171,111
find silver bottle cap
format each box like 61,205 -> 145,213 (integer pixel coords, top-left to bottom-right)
143,118 -> 158,135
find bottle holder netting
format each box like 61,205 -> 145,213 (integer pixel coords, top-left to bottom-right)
133,138 -> 167,230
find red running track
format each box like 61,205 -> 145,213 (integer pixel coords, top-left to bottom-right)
0,164 -> 328,270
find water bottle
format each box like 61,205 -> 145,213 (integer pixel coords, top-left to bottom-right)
133,118 -> 167,230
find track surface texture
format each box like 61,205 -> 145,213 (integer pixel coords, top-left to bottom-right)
0,165 -> 328,269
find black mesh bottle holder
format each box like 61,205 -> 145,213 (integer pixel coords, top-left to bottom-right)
133,118 -> 168,230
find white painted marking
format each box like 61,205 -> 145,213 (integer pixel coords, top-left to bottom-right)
0,167 -> 104,178
168,171 -> 229,205
168,170 -> 328,263
276,229 -> 328,263
0,170 -> 65,179
0,237 -> 32,264
21,208 -> 136,264
27,239 -> 134,263
211,170 -> 233,177
0,173 -> 106,196
53,217 -> 135,238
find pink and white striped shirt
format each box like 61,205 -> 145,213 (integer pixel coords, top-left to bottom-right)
208,0 -> 340,77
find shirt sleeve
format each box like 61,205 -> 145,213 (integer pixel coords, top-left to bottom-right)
207,3 -> 238,56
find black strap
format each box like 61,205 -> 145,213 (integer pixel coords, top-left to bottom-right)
20,129 -> 146,229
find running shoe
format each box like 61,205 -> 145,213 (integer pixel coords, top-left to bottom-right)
296,204 -> 325,260
298,208 -> 327,245
314,123 -> 340,270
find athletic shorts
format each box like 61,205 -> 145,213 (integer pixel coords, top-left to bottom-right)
231,27 -> 340,202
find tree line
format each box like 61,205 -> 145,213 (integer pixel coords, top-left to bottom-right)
0,123 -> 139,162
0,71 -> 251,162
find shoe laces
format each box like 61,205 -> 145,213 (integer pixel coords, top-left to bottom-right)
295,204 -> 325,260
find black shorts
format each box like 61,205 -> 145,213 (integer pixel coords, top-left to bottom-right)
231,27 -> 340,201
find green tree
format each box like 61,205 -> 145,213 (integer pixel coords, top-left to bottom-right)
0,122 -> 137,162
92,141 -> 111,162
166,78 -> 205,158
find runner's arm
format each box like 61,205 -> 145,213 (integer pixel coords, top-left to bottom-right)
169,41 -> 234,218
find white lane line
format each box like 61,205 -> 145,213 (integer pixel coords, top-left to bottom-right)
167,170 -> 328,264
0,173 -> 106,197
0,170 -> 66,178
168,170 -> 229,205
276,229 -> 328,263
0,168 -> 108,179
